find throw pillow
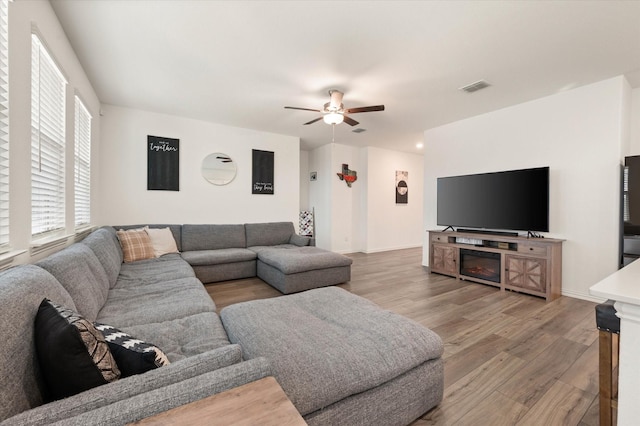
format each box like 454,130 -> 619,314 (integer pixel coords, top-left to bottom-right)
34,299 -> 120,401
95,323 -> 170,377
116,228 -> 155,263
144,226 -> 179,257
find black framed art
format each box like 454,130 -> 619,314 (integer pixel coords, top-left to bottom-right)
252,149 -> 274,194
147,135 -> 179,191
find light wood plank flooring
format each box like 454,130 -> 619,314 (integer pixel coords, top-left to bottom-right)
205,247 -> 600,426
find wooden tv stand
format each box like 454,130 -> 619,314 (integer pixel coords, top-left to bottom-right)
428,230 -> 563,301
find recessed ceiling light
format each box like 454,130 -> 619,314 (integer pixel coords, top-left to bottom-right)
416,143 -> 423,149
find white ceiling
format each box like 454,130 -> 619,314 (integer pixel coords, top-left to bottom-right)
50,0 -> 640,154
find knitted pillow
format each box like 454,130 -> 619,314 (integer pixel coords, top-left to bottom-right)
116,228 -> 155,263
34,299 -> 120,401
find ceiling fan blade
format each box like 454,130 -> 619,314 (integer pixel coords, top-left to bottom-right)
285,106 -> 321,112
343,115 -> 359,126
344,105 -> 385,114
304,117 -> 323,125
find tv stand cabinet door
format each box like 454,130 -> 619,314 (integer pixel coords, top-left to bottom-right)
432,244 -> 457,276
504,255 -> 547,295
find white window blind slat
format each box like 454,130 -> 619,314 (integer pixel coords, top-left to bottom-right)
31,34 -> 66,237
0,0 -> 8,247
74,96 -> 91,228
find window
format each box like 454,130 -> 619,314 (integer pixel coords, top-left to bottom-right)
0,0 -> 8,249
31,33 -> 67,238
74,96 -> 91,229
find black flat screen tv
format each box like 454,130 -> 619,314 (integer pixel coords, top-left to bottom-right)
437,166 -> 549,233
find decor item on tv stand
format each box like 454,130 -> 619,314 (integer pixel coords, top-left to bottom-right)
428,229 -> 563,301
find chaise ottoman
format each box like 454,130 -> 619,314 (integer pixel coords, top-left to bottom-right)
255,246 -> 352,294
220,287 -> 444,425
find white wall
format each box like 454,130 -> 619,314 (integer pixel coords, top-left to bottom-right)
308,144 -> 332,249
7,0 -> 101,264
309,143 -> 424,253
98,105 -> 300,227
364,147 -> 424,252
423,76 -> 630,301
628,87 -> 640,155
299,150 -> 309,210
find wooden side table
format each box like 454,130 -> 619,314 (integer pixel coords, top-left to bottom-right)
130,376 -> 306,426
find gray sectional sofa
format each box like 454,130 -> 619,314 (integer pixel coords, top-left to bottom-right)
0,223 -> 444,425
121,221 -> 352,294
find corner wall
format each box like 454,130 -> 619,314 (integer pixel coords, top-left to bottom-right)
308,143 -> 424,253
98,105 -> 300,227
423,76 -> 630,301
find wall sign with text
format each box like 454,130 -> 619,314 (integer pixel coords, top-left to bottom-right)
147,135 -> 179,191
252,149 -> 274,194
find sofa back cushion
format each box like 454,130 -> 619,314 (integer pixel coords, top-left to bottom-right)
0,265 -> 76,422
182,224 -> 246,251
80,227 -> 123,288
245,222 -> 294,247
36,243 -> 110,322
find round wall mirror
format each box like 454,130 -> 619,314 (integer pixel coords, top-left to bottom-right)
202,153 -> 237,185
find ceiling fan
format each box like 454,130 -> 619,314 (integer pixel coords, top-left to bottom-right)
285,90 -> 384,126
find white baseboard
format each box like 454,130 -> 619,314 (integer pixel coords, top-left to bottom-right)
561,288 -> 606,303
362,244 -> 422,254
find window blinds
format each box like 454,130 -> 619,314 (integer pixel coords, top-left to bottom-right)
31,34 -> 67,238
74,96 -> 91,228
0,0 -> 8,248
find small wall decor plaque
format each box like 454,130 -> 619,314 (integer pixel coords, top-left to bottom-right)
337,164 -> 357,187
147,135 -> 179,191
396,170 -> 408,204
252,149 -> 274,194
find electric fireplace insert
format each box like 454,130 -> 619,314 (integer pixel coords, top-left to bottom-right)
459,249 -> 501,283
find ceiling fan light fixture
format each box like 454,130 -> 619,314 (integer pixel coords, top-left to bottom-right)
323,112 -> 344,125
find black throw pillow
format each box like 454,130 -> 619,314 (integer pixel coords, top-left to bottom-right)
34,299 -> 120,401
94,323 -> 170,377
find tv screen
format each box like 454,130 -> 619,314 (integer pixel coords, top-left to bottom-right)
437,167 -> 549,232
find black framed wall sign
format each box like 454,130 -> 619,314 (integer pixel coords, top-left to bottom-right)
147,135 -> 179,191
396,170 -> 408,204
252,149 -> 274,194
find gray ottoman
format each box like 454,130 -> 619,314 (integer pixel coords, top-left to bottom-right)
256,247 -> 352,294
220,287 -> 444,425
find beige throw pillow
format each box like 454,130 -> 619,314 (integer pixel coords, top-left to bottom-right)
145,227 -> 179,257
116,228 -> 156,263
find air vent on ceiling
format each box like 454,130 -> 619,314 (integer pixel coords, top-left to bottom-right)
352,128 -> 366,133
459,80 -> 491,93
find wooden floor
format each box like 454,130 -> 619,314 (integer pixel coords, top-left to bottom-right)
205,247 -> 600,426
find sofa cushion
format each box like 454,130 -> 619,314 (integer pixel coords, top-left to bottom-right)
289,233 -> 311,247
80,227 -> 123,289
115,254 -> 195,288
245,222 -> 295,247
257,246 -> 352,274
220,287 -> 444,416
95,323 -> 170,377
34,299 -> 120,401
97,277 -> 216,328
120,312 -> 231,362
116,228 -> 155,263
0,265 -> 76,422
182,224 -> 246,251
144,226 -> 179,257
36,243 -> 110,321
181,248 -> 256,266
